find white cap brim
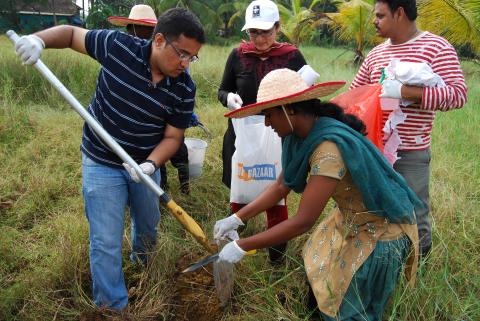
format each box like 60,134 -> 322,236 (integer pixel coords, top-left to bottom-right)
241,20 -> 276,31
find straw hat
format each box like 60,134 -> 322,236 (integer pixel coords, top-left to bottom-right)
225,69 -> 346,118
108,4 -> 157,27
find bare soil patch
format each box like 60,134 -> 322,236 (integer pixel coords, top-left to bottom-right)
167,252 -> 224,321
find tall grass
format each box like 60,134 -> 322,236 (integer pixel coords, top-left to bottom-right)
0,34 -> 479,321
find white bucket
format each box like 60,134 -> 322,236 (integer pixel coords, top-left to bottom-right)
184,138 -> 208,179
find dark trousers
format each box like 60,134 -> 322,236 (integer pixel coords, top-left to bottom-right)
231,202 -> 288,264
221,119 -> 236,188
160,141 -> 190,195
394,148 -> 432,257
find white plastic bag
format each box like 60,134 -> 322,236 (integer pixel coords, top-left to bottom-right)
230,116 -> 284,204
385,58 -> 446,107
385,58 -> 445,88
380,59 -> 447,165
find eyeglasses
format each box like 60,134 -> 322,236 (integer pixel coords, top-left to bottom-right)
166,38 -> 199,63
246,27 -> 275,38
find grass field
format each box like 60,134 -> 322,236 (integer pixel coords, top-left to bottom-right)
0,34 -> 479,321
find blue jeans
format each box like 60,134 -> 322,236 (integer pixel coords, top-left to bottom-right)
81,153 -> 161,309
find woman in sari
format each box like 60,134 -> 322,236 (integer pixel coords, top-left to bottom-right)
214,68 -> 421,320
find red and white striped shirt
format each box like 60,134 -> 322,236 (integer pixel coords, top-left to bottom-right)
350,32 -> 467,150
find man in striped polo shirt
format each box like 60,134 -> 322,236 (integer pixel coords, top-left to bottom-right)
14,8 -> 205,309
350,0 -> 467,257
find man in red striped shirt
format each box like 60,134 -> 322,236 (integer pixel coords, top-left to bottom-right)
350,0 -> 467,257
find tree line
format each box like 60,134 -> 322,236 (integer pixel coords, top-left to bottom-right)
1,0 -> 478,60
86,0 -> 479,61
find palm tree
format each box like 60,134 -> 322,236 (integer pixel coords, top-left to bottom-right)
277,0 -> 331,46
218,0 -> 331,43
417,0 -> 480,55
216,0 -> 250,37
146,0 -> 222,36
326,0 -> 380,64
84,0 -> 134,29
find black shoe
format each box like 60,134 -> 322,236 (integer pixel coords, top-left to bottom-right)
177,163 -> 190,195
180,181 -> 190,195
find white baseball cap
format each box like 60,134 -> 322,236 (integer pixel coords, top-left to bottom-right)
241,0 -> 280,31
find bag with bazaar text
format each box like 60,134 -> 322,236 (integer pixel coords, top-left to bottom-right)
230,116 -> 284,205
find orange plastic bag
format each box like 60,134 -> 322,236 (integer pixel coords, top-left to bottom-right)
331,84 -> 384,152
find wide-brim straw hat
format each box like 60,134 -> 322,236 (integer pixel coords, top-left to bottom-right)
226,68 -> 346,118
108,4 -> 157,27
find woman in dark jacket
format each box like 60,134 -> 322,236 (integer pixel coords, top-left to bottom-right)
217,0 -> 307,264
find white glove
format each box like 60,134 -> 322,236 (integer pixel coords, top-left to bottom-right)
380,79 -> 403,99
123,161 -> 156,183
214,213 -> 244,241
298,65 -> 320,86
14,34 -> 45,65
218,240 -> 246,264
226,93 -> 243,111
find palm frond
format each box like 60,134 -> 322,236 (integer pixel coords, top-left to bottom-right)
308,0 -> 329,10
329,0 -> 379,50
227,1 -> 249,29
228,11 -> 243,29
188,1 -> 222,34
217,3 -> 235,16
292,0 -> 303,15
418,0 -> 480,53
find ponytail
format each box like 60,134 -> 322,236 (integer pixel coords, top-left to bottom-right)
288,99 -> 367,135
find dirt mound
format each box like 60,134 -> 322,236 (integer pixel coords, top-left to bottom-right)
79,308 -> 133,321
168,252 -> 224,321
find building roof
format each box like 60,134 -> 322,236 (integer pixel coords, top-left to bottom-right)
16,0 -> 80,16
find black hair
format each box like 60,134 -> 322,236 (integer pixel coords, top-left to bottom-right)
287,99 -> 367,136
126,24 -> 154,40
153,8 -> 205,43
376,0 -> 417,21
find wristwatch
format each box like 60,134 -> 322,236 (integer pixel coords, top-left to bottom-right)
144,159 -> 158,169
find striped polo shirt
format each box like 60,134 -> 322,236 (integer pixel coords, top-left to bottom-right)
350,32 -> 467,150
81,29 -> 196,167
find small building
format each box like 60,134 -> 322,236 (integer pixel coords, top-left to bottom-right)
0,0 -> 84,33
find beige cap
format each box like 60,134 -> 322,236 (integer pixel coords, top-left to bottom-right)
108,4 -> 157,27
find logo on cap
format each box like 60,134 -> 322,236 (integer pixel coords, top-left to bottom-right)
252,5 -> 260,17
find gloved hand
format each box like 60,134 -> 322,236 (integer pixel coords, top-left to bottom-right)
218,240 -> 246,264
14,34 -> 45,65
298,65 -> 320,86
380,79 -> 403,99
214,213 -> 244,241
226,93 -> 243,111
189,112 -> 200,127
123,161 -> 156,183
